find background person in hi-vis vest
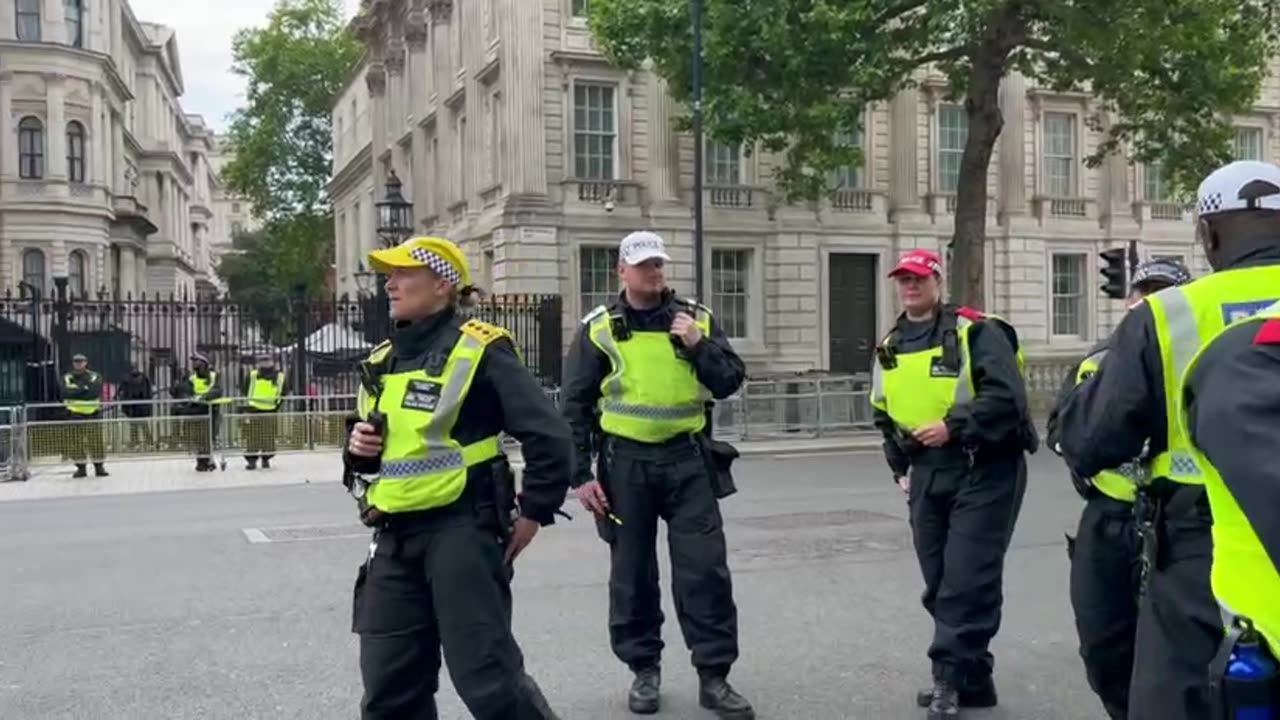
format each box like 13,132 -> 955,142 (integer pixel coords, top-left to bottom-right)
170,353 -> 227,472
343,235 -> 569,720
560,231 -> 754,719
1046,258 -> 1192,720
869,249 -> 1037,720
1178,300 -> 1280,713
62,352 -> 108,478
1056,160 -> 1280,720
243,352 -> 284,470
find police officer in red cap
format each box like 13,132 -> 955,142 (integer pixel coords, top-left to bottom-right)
870,249 -> 1038,720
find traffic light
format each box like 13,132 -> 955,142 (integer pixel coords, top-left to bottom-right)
1100,248 -> 1128,299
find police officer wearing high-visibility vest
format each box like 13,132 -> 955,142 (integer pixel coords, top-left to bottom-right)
343,235 -> 569,720
1178,299 -> 1280,714
560,231 -> 753,718
1056,159 -> 1280,720
172,353 -> 229,472
869,249 -> 1036,720
1046,258 -> 1192,720
62,352 -> 108,478
243,352 -> 284,470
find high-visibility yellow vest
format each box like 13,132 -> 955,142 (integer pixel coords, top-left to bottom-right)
191,372 -> 233,405
62,372 -> 101,415
355,319 -> 507,514
246,370 -> 284,411
1178,300 -> 1280,652
869,309 -> 1024,431
585,301 -> 714,444
1146,265 -> 1280,484
1074,349 -> 1143,503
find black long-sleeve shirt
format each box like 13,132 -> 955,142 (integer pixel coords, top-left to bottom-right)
345,308 -> 572,525
62,370 -> 103,402
560,291 -> 747,486
872,309 -> 1028,477
1184,315 -> 1280,569
1057,251 -> 1280,481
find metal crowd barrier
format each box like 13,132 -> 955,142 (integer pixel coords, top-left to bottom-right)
11,396 -> 357,475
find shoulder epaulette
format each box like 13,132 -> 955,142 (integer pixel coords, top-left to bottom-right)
367,339 -> 393,362
955,306 -> 987,322
1254,318 -> 1280,345
460,318 -> 512,346
582,305 -> 609,325
675,297 -> 712,315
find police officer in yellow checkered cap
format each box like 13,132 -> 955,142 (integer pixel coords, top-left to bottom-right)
344,235 -> 570,719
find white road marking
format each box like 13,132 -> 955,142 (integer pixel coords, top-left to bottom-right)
241,528 -> 272,544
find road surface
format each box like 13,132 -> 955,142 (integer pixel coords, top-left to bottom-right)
0,450 -> 1101,719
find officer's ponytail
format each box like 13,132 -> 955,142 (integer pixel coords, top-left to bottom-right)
456,284 -> 486,309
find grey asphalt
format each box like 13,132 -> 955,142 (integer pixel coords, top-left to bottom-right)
0,450 -> 1104,720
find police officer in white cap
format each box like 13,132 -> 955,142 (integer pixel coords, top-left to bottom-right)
1057,160 -> 1280,720
561,231 -> 754,718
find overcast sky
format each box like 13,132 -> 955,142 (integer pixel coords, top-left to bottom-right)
127,0 -> 363,132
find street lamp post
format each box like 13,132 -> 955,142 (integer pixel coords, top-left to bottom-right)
370,171 -> 414,341
691,0 -> 705,302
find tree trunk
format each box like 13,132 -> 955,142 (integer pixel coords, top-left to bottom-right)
949,3 -> 1025,308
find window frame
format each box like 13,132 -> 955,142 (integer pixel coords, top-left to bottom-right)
701,239 -> 766,347
576,244 -> 620,318
18,116 -> 45,180
571,80 -> 619,181
1048,250 -> 1089,340
1233,125 -> 1265,161
68,250 -> 87,299
936,103 -> 969,194
1042,111 -> 1078,198
65,0 -> 83,48
22,249 -> 46,296
15,0 -> 41,42
66,120 -> 86,183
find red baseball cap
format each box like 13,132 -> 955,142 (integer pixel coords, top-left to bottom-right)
889,249 -> 943,278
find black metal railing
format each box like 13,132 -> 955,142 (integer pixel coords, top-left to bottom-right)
0,284 -> 562,407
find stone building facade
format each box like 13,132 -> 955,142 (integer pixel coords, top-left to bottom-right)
330,0 -> 1280,373
0,0 -> 229,301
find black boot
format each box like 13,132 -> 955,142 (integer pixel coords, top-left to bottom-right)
915,674 -> 997,708
627,666 -> 660,714
246,457 -> 257,470
698,674 -> 755,719
72,464 -> 87,478
94,463 -> 109,477
925,680 -> 959,719
261,456 -> 272,469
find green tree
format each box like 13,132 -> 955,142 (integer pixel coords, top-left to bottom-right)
589,0 -> 1279,305
217,0 -> 360,319
216,220 -> 331,344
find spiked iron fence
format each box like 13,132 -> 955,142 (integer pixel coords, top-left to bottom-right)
0,283 -> 562,408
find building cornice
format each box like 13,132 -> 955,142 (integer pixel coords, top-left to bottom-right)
327,142 -> 372,198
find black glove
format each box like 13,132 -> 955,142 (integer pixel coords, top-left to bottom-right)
1068,468 -> 1093,499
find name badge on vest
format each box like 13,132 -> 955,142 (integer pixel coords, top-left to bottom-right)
402,380 -> 443,412
929,357 -> 960,378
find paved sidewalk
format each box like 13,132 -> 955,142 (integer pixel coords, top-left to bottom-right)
0,433 -> 880,502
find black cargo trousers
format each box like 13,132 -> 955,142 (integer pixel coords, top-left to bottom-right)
598,433 -> 739,677
1128,484 -> 1221,720
1068,492 -> 1140,719
352,484 -> 558,720
907,447 -> 1027,688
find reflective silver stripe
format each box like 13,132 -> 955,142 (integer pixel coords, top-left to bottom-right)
378,334 -> 485,480
591,317 -> 627,401
600,400 -> 704,420
870,361 -> 885,407
953,317 -> 974,406
1159,287 -> 1202,386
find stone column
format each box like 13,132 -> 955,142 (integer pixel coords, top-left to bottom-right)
647,73 -> 677,202
999,71 -> 1028,216
431,2 -> 455,209
890,87 -> 920,211
90,91 -> 105,185
46,75 -> 67,181
0,72 -> 13,178
121,247 -> 137,297
112,115 -> 125,193
406,4 -> 428,119
500,0 -> 547,196
385,40 -> 406,167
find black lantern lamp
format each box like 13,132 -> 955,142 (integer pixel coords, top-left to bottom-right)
364,171 -> 415,342
375,171 -> 413,248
